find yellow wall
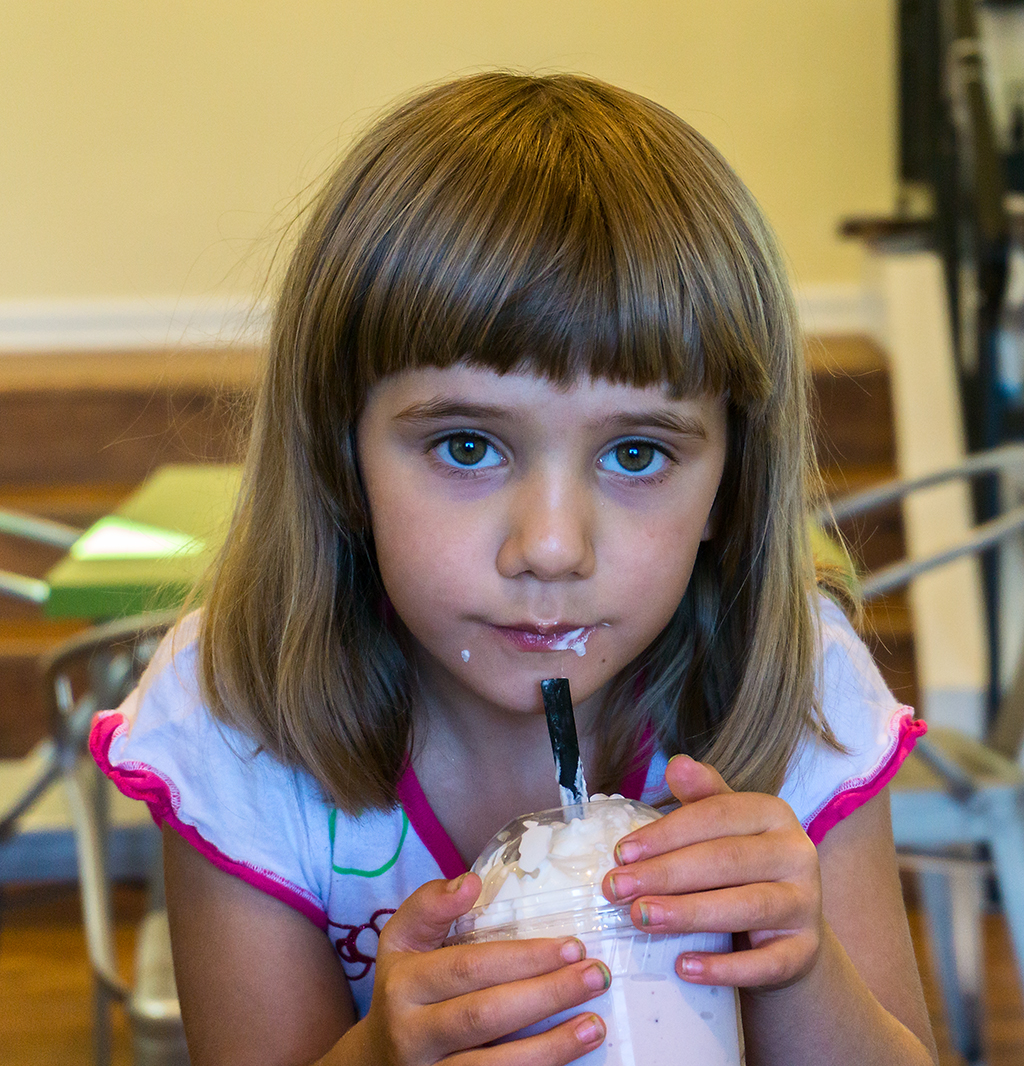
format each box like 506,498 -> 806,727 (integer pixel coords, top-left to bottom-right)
1,1 -> 895,300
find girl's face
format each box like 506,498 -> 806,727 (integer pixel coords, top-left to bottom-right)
356,364 -> 728,722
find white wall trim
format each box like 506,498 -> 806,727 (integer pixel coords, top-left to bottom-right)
0,298 -> 270,352
795,283 -> 881,340
0,286 -> 876,353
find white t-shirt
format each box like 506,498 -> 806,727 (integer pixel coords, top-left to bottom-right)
90,596 -> 923,1020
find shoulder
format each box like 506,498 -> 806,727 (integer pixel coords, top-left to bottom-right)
89,612 -> 333,928
642,596 -> 926,839
813,594 -> 894,721
91,611 -> 252,793
779,594 -> 925,843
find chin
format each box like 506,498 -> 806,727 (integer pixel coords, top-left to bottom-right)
489,666 -> 609,717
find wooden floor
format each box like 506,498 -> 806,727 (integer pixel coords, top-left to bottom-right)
0,880 -> 1022,1065
1,884 -> 140,1066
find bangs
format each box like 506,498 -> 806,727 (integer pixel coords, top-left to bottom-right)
295,74 -> 783,415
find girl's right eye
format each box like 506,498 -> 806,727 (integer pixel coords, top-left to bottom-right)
433,433 -> 504,469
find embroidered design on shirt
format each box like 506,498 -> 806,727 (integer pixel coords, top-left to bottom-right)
328,807 -> 410,876
329,909 -> 396,980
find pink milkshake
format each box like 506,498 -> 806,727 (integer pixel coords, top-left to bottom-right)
447,796 -> 743,1065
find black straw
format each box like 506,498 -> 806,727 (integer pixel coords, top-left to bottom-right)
541,677 -> 589,806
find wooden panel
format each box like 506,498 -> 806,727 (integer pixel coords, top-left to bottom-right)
0,884 -> 143,1066
0,389 -> 249,486
0,349 -> 260,392
811,363 -> 897,471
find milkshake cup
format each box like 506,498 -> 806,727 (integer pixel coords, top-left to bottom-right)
446,796 -> 743,1066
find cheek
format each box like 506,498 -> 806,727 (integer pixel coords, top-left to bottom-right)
614,518 -> 706,620
370,495 -> 479,614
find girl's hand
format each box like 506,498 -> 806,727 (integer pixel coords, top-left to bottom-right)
356,873 -> 609,1065
602,754 -> 823,991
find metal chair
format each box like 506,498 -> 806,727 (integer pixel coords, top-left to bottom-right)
47,613 -> 186,1065
823,442 -> 1024,1066
0,504 -> 88,872
0,609 -> 186,1066
0,505 -> 83,603
1,475 -> 236,1063
0,502 -> 163,890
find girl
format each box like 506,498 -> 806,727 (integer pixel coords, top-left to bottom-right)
92,72 -> 939,1065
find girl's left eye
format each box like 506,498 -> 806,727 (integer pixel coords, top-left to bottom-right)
599,440 -> 670,477
434,433 -> 504,469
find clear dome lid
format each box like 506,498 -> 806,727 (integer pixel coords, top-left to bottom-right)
448,795 -> 661,943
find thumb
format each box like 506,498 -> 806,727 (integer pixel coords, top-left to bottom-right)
664,753 -> 733,803
379,872 -> 482,955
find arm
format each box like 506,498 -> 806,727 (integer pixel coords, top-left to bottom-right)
163,825 -> 354,1064
163,826 -> 610,1066
738,785 -> 938,1066
603,755 -> 938,1066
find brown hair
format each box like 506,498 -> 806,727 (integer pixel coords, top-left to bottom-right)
198,71 -> 831,813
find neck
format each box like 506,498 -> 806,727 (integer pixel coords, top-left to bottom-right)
406,663 -> 606,861
410,656 -> 603,769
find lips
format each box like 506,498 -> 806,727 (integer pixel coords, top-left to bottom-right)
493,624 -> 599,655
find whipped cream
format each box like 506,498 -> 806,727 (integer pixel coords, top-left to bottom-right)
468,796 -> 660,929
546,627 -> 591,656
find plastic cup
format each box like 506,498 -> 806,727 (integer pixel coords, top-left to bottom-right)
446,796 -> 742,1065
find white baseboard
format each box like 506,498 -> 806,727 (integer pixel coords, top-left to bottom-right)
0,286 -> 875,354
0,298 -> 270,352
795,283 -> 881,339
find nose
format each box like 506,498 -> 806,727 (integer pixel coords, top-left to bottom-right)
496,469 -> 596,581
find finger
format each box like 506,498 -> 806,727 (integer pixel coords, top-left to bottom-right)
612,756 -> 737,868
422,958 -> 612,1058
379,873 -> 483,955
445,1012 -> 606,1066
409,936 -> 590,1003
607,824 -> 817,901
674,930 -> 819,989
609,793 -> 803,888
620,881 -> 812,938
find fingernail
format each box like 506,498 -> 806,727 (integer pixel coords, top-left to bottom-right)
677,954 -> 705,977
560,937 -> 585,963
668,753 -> 693,768
575,1013 -> 605,1045
637,900 -> 663,927
608,872 -> 635,900
446,873 -> 467,893
615,840 -> 641,864
583,961 -> 611,992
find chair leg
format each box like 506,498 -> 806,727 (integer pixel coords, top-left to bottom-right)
986,793 -> 1024,990
918,866 -> 986,1064
92,977 -> 114,1066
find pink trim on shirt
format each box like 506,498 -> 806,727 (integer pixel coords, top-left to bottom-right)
395,758 -> 468,879
396,727 -> 657,879
89,710 -> 329,930
803,707 -> 926,846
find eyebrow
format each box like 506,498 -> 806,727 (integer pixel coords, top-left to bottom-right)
601,410 -> 708,439
393,398 -> 708,439
394,399 -> 518,425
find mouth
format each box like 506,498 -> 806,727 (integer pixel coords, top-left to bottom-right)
492,623 -> 600,656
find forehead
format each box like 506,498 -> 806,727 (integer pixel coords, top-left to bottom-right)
359,363 -> 727,431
